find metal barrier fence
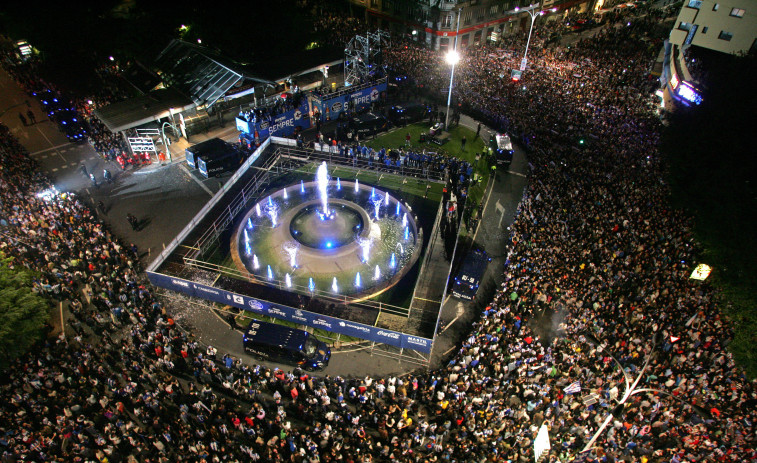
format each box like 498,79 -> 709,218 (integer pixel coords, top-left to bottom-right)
276,145 -> 447,183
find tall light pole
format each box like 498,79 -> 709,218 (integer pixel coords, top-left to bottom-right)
444,9 -> 461,132
516,4 -> 558,72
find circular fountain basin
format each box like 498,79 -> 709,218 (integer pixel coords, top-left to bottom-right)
230,176 -> 422,298
290,201 -> 366,250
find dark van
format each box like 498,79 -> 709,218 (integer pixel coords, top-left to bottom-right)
489,133 -> 514,167
197,150 -> 244,178
388,102 -> 429,125
451,248 -> 490,301
349,112 -> 390,136
243,319 -> 331,371
185,138 -> 235,169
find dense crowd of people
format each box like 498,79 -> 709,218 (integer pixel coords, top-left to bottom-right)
0,4 -> 755,463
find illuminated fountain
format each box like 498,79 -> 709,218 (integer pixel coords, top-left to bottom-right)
316,161 -> 330,215
232,162 -> 422,298
283,241 -> 299,270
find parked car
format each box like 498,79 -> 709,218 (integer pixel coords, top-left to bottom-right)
451,248 -> 491,301
489,133 -> 514,167
349,111 -> 390,136
387,102 -> 429,125
243,319 -> 331,371
55,109 -> 88,142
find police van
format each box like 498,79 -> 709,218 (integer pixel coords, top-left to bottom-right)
387,102 -> 429,125
451,248 -> 491,300
489,133 -> 514,167
349,111 -> 390,136
243,319 -> 331,371
197,150 -> 244,178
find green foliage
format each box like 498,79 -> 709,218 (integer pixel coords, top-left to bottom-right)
0,255 -> 51,367
661,53 -> 757,378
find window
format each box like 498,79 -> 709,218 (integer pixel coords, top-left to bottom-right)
477,7 -> 486,22
730,8 -> 745,17
718,30 -> 733,40
678,21 -> 693,31
442,14 -> 452,28
684,24 -> 699,44
490,4 -> 500,16
370,0 -> 378,7
463,10 -> 473,25
687,0 -> 701,8
712,3 -> 719,10
702,26 -> 708,33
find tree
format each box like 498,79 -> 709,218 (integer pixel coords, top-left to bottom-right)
0,254 -> 51,368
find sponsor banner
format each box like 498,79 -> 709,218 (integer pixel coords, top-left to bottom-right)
146,272 -> 433,353
310,82 -> 389,122
244,100 -> 311,138
320,95 -> 350,120
235,117 -> 251,134
349,82 -> 387,112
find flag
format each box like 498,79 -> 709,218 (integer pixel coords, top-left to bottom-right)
563,381 -> 581,394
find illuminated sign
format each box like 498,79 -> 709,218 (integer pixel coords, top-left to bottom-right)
677,82 -> 703,105
690,263 -> 712,280
670,73 -> 679,90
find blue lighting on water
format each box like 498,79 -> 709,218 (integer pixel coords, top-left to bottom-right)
404,226 -> 409,241
283,187 -> 288,200
390,253 -> 396,269
268,196 -> 273,207
396,201 -> 400,216
371,187 -> 375,199
247,218 -> 253,229
309,278 -> 315,292
337,178 -> 341,190
326,241 -> 333,248
267,265 -> 273,280
355,272 -> 362,288
300,180 -> 305,194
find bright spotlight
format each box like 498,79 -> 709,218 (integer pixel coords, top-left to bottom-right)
445,50 -> 460,65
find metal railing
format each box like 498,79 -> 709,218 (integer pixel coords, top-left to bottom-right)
276,145 -> 447,183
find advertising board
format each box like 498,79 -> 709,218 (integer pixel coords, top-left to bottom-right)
147,272 -> 433,353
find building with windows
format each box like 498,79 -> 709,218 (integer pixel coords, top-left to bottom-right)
670,0 -> 757,53
348,0 -> 594,51
663,0 -> 756,107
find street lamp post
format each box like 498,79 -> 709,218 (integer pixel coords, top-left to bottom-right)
516,4 -> 558,71
444,10 -> 461,132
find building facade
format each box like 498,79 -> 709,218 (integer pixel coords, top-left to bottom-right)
348,0 -> 594,50
662,0 -> 756,107
670,0 -> 757,54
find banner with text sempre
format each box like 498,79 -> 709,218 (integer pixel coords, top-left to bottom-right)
147,272 -> 432,353
236,99 -> 310,138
